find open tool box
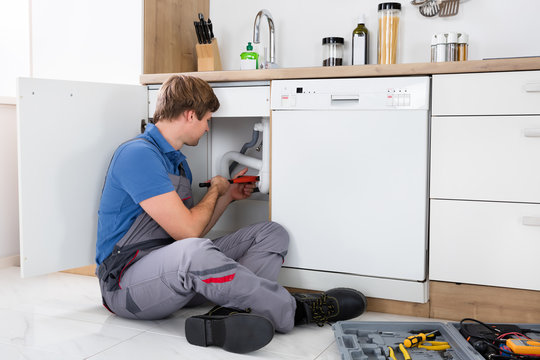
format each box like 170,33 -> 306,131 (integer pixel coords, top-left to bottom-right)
333,321 -> 540,360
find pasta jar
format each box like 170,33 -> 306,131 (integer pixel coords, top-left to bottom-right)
377,2 -> 401,64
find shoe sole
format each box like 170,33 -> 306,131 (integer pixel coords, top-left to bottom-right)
185,313 -> 274,353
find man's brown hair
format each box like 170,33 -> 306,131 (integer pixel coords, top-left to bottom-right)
153,75 -> 220,123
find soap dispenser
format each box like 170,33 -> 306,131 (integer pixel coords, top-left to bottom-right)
240,42 -> 259,70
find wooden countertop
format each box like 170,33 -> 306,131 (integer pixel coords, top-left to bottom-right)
140,57 -> 540,85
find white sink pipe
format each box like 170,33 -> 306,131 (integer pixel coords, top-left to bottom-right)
220,117 -> 270,194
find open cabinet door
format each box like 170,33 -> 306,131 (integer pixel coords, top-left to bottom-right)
17,78 -> 147,277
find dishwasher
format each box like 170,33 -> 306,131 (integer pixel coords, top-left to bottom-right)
271,77 -> 430,302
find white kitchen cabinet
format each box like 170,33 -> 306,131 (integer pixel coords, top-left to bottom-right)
431,115 -> 540,203
430,71 -> 540,290
17,78 -> 146,277
429,199 -> 540,291
432,71 -> 540,116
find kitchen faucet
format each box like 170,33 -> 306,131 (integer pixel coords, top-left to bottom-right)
253,9 -> 275,68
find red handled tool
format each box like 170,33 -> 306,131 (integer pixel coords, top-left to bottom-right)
199,176 -> 259,188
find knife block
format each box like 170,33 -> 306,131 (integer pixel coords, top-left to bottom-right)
196,39 -> 223,72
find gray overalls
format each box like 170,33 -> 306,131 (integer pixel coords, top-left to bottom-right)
96,139 -> 296,333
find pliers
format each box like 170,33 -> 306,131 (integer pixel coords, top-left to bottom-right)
388,344 -> 411,360
418,341 -> 450,351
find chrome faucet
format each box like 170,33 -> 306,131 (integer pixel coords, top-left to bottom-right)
253,9 -> 275,67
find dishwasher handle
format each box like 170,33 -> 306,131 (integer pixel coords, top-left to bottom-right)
524,82 -> 540,93
331,94 -> 360,102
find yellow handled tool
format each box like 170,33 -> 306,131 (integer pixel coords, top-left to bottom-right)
387,346 -> 397,360
418,341 -> 451,351
399,343 -> 412,360
404,330 -> 438,348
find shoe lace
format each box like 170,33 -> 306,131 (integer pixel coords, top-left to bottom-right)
308,294 -> 336,327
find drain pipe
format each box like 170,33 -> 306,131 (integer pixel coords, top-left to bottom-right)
220,117 -> 270,194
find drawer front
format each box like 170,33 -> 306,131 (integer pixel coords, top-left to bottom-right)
429,199 -> 540,291
431,115 -> 540,203
433,71 -> 540,116
148,86 -> 270,118
212,86 -> 269,117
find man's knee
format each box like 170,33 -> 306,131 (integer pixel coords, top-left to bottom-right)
259,221 -> 290,254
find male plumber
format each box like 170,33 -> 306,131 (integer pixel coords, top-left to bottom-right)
95,74 -> 367,353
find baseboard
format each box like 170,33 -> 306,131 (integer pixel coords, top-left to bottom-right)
429,281 -> 540,323
62,264 -> 97,277
0,255 -> 20,269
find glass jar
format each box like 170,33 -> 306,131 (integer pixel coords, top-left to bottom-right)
446,32 -> 458,61
458,33 -> 469,61
322,37 -> 344,66
377,2 -> 401,64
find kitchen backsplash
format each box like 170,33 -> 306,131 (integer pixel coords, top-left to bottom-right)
210,0 -> 540,70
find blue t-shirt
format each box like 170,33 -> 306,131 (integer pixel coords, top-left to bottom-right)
95,123 -> 192,265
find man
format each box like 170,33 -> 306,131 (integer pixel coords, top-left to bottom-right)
95,75 -> 367,354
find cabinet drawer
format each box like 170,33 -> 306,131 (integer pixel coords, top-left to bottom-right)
431,115 -> 540,203
433,71 -> 540,116
429,199 -> 540,291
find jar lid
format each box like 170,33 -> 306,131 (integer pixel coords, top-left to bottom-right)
322,37 -> 344,45
458,33 -> 469,44
378,2 -> 402,11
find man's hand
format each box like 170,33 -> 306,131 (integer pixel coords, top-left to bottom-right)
210,175 -> 230,196
228,167 -> 255,201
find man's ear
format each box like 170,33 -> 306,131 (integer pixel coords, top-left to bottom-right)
184,109 -> 196,122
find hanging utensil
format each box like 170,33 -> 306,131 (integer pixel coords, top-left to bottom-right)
439,0 -> 460,17
419,0 -> 440,17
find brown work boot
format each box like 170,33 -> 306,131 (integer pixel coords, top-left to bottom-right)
293,288 -> 367,326
185,306 -> 274,354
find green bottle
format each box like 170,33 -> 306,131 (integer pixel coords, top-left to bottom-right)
240,42 -> 259,70
352,15 -> 369,65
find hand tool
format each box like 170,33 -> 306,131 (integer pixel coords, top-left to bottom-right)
398,343 -> 411,360
506,338 -> 540,355
418,341 -> 451,351
199,176 -> 259,187
387,346 -> 397,360
404,330 -> 439,348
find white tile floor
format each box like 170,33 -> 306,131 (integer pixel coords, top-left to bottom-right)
0,266 -> 443,360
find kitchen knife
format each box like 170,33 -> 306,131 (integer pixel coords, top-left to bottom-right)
193,21 -> 202,44
198,13 -> 208,44
207,18 -> 215,39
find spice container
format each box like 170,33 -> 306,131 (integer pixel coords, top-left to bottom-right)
377,2 -> 401,64
446,32 -> 458,61
435,33 -> 447,62
322,37 -> 344,66
430,34 -> 437,62
457,33 -> 469,61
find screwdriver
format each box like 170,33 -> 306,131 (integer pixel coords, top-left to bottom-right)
404,330 -> 439,348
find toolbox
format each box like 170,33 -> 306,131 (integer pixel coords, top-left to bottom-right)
332,321 -> 540,360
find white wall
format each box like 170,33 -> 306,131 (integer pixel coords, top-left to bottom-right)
0,0 -> 30,97
210,0 -> 540,70
0,0 -> 143,97
31,0 -> 143,85
0,105 -> 19,260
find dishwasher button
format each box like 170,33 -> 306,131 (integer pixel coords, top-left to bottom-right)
281,95 -> 290,107
386,95 -> 394,106
403,94 -> 411,106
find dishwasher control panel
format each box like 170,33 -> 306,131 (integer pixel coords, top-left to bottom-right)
271,77 -> 430,110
